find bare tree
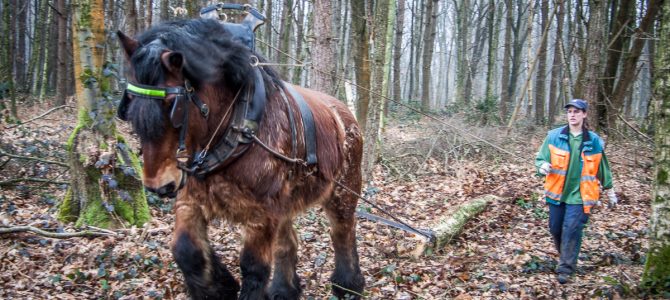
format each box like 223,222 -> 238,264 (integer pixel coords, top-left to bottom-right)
420,0 -> 439,111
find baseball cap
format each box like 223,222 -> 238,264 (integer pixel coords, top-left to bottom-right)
564,99 -> 588,111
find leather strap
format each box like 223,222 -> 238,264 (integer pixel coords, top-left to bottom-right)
284,83 -> 317,165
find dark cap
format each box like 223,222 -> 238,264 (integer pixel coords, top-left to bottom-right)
564,99 -> 588,111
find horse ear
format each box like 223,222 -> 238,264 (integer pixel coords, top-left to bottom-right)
117,31 -> 139,58
160,52 -> 184,74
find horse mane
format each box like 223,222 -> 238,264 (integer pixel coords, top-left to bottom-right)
125,18 -> 282,142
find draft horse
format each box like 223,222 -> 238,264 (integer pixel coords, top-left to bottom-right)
117,19 -> 364,299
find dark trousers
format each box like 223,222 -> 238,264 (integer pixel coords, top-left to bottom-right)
548,203 -> 589,275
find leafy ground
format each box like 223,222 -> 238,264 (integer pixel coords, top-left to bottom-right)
0,102 -> 654,299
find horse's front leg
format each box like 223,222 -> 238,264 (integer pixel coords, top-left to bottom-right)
239,220 -> 277,300
171,198 -> 239,299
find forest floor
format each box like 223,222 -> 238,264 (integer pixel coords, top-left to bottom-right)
0,101 -> 655,299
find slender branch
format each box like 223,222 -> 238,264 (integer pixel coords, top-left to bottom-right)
0,150 -> 69,168
617,114 -> 653,143
5,105 -> 74,129
0,177 -> 69,186
0,226 -> 114,238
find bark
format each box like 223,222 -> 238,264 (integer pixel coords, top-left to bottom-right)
392,0 -> 405,104
277,0 -> 293,78
534,0 -> 548,125
548,0 -> 565,126
59,0 -> 149,228
292,0 -> 306,85
352,0 -> 371,131
55,0 -> 67,105
410,0 -> 424,101
602,0 -> 635,107
125,0 -> 138,37
311,0 -> 336,94
420,0 -> 438,111
15,0 -> 26,92
609,0 -> 664,129
577,0 -> 607,131
454,0 -> 469,103
160,0 -> 169,22
362,0 -> 390,183
500,0 -> 513,121
484,0 -> 496,100
643,1 -> 670,292
434,195 -> 497,248
33,0 -> 49,99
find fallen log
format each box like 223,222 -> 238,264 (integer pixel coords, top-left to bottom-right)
413,194 -> 499,257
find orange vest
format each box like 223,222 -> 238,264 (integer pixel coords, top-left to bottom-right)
543,135 -> 603,214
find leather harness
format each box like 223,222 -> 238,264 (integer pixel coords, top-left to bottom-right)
119,7 -> 319,190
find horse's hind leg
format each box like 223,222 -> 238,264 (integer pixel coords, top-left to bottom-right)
324,187 -> 365,299
172,201 -> 239,299
268,217 -> 302,299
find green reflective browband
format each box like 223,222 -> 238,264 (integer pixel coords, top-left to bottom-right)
126,83 -> 166,98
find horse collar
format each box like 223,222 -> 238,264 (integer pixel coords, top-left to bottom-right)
184,67 -> 268,177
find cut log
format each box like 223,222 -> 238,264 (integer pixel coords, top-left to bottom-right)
434,195 -> 498,248
413,195 -> 499,257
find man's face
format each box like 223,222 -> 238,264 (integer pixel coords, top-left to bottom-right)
566,107 -> 586,127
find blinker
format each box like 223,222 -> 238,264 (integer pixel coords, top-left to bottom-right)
170,95 -> 188,128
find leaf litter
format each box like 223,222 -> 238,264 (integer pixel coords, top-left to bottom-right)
0,105 -> 653,299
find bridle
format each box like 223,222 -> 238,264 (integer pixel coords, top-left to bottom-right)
121,79 -> 212,190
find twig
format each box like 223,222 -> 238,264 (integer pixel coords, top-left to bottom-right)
5,105 -> 74,129
330,283 -> 366,298
0,150 -> 69,168
0,225 -> 114,238
0,177 -> 69,186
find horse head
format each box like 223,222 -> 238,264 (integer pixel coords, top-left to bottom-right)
117,19 -> 272,198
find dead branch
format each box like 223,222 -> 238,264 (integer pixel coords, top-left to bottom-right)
0,150 -> 69,168
0,177 -> 69,186
5,105 -> 74,129
0,225 -> 115,238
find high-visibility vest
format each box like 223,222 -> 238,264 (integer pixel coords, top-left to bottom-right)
543,127 -> 604,214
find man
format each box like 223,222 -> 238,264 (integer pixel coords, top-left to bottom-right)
535,99 -> 618,284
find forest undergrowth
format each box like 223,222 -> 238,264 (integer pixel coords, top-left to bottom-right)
0,101 -> 654,299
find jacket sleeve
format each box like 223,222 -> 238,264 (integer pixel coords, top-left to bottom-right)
535,136 -> 551,176
597,151 -> 614,189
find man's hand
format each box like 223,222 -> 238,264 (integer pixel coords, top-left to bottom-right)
606,189 -> 618,208
539,162 -> 552,175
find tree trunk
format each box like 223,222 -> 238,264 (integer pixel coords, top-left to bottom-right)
311,0 -> 336,94
15,0 -> 26,92
602,0 -> 634,110
362,0 -> 390,183
643,1 -> 670,292
548,0 -> 565,126
484,0 -> 496,100
352,0 -> 371,131
609,0 -> 664,129
58,0 -> 149,228
292,0 -> 306,85
125,0 -> 138,37
420,0 -> 438,111
160,0 -> 170,22
277,0 -> 293,79
533,0 -> 548,125
55,0 -> 68,105
500,0 -> 513,121
577,0 -> 607,131
392,0 -> 405,104
454,0 -> 469,103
